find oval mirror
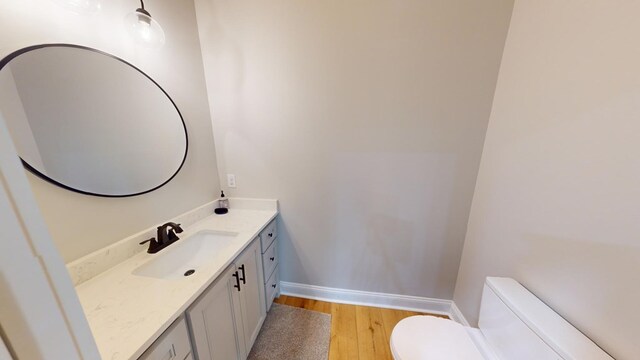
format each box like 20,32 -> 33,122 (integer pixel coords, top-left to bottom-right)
0,44 -> 188,197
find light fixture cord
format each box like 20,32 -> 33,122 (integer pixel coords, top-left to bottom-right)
139,0 -> 145,10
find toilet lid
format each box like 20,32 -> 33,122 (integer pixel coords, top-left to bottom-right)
390,316 -> 485,360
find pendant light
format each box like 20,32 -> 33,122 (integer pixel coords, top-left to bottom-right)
125,0 -> 165,48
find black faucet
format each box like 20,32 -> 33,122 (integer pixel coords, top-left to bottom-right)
139,222 -> 184,254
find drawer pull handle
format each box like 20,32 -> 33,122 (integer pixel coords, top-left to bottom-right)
232,271 -> 241,291
270,257 -> 275,261
239,264 -> 247,284
268,232 -> 273,237
271,284 -> 277,288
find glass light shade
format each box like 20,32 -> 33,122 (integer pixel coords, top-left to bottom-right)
125,11 -> 166,49
52,0 -> 101,14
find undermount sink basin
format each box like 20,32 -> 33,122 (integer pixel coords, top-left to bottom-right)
133,230 -> 238,280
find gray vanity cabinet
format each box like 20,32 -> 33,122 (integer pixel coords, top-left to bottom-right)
186,238 -> 266,360
187,265 -> 245,360
235,237 -> 267,352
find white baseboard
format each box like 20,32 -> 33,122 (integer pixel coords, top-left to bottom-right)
448,301 -> 470,326
280,281 -> 456,317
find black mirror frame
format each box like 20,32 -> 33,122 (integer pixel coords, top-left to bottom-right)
0,43 -> 189,198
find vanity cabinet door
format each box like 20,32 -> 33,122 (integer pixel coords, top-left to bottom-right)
235,238 -> 267,354
186,265 -> 246,360
139,316 -> 191,360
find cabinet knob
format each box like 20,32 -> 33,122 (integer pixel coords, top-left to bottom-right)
270,257 -> 275,261
268,233 -> 273,237
271,284 -> 276,288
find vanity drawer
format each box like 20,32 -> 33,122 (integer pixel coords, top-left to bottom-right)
262,238 -> 278,282
265,265 -> 279,311
259,220 -> 277,252
139,316 -> 191,360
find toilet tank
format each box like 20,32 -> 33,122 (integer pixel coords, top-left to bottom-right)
478,277 -> 613,360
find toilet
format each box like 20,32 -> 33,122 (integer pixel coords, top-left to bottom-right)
390,277 -> 614,360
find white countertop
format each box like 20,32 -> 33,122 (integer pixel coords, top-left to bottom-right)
74,208 -> 278,360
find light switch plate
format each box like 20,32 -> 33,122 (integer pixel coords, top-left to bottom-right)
227,174 -> 236,188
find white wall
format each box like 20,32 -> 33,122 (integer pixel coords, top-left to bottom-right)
454,1 -> 640,359
0,0 -> 220,262
195,0 -> 513,299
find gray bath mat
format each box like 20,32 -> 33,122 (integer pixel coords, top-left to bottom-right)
248,303 -> 331,360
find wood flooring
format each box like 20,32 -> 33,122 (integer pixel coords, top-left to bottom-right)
273,295 -> 448,360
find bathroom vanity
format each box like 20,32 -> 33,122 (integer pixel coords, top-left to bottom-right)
0,42 -> 282,359
70,200 -> 279,360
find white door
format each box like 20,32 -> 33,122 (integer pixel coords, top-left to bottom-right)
0,335 -> 12,360
187,265 -> 246,360
235,238 -> 267,354
0,113 -> 99,359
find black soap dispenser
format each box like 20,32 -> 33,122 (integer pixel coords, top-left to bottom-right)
215,190 -> 229,215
